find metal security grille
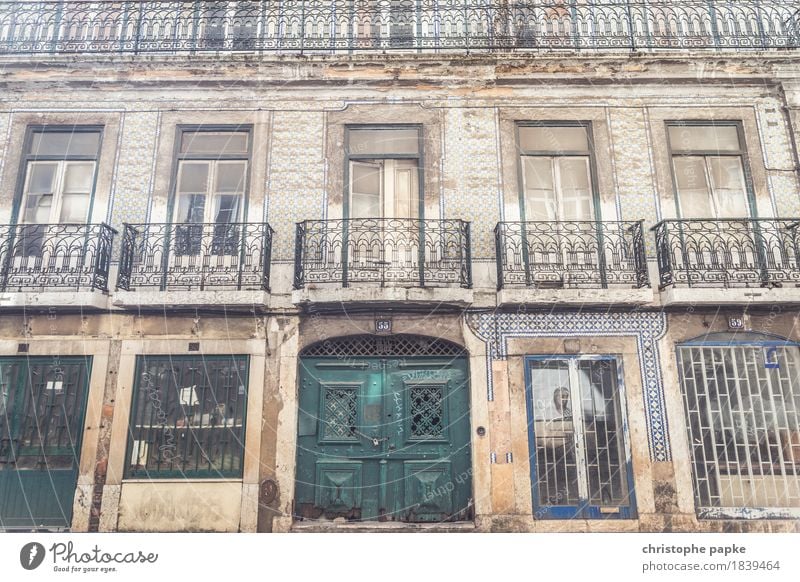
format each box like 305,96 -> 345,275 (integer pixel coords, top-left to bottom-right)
322,386 -> 358,441
126,355 -> 248,478
677,341 -> 800,517
299,334 -> 466,358
410,385 -> 444,439
525,356 -> 635,519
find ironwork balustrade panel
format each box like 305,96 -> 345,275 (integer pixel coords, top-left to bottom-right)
0,1 -> 797,55
653,218 -> 800,288
116,222 -> 273,291
495,220 -> 648,289
0,223 -> 115,292
294,218 -> 471,288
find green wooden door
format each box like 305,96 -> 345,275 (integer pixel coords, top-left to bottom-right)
295,355 -> 472,522
0,357 -> 91,530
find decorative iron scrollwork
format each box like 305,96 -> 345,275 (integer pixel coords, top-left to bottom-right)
293,218 -> 472,289
300,334 -> 466,357
652,218 -> 800,289
0,223 -> 116,292
494,220 -> 649,290
116,222 -> 274,291
2,1 -> 795,55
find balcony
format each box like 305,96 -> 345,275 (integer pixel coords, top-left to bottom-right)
0,223 -> 115,310
0,1 -> 797,57
494,220 -> 651,305
114,222 -> 274,311
653,218 -> 800,305
292,218 -> 472,307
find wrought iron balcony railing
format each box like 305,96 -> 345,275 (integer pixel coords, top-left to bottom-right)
652,218 -> 800,289
293,218 -> 472,289
0,1 -> 797,56
495,220 -> 648,290
116,222 -> 274,291
0,223 -> 116,292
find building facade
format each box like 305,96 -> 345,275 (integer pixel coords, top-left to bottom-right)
0,0 -> 800,533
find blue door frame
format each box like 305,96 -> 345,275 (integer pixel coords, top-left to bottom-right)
523,354 -> 637,520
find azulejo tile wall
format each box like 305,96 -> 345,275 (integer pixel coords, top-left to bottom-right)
609,107 -> 660,228
755,100 -> 800,217
466,309 -> 671,462
109,111 -> 160,230
266,110 -> 326,261
442,107 -> 501,258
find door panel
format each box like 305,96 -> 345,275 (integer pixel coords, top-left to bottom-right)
525,356 -> 636,520
315,461 -> 363,517
296,356 -> 472,523
403,461 -> 453,522
0,357 -> 91,530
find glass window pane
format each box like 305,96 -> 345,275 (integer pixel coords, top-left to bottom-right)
557,158 -> 593,221
577,360 -> 628,506
62,162 -> 95,193
177,162 -> 210,194
23,194 -> 52,223
175,194 -> 207,223
392,160 -> 419,218
127,355 -> 248,478
519,126 -> 590,152
215,161 -> 247,193
347,128 -> 419,155
672,157 -> 713,217
529,361 -> 581,507
59,193 -> 90,223
522,157 -> 556,221
30,131 -> 101,157
350,161 -> 382,218
180,131 -> 249,155
214,194 -> 241,224
25,162 -> 57,194
668,125 -> 741,152
708,157 -> 749,218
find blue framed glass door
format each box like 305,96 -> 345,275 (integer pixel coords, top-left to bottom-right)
524,355 -> 637,519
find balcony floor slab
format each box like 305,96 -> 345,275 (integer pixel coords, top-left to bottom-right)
0,290 -> 110,311
292,286 -> 474,310
496,287 -> 655,307
112,290 -> 270,312
659,285 -> 800,307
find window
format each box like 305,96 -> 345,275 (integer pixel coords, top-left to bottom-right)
17,127 -> 102,226
126,355 -> 248,478
171,127 -> 251,256
345,126 -> 421,219
517,123 -> 597,222
667,122 -> 752,218
677,334 -> 800,517
12,126 -> 102,259
525,356 -> 636,519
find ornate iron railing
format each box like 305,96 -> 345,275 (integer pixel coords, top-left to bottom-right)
0,223 -> 115,292
293,218 -> 472,288
652,218 -> 800,288
494,220 -> 648,290
0,1 -> 797,55
116,221 -> 274,291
